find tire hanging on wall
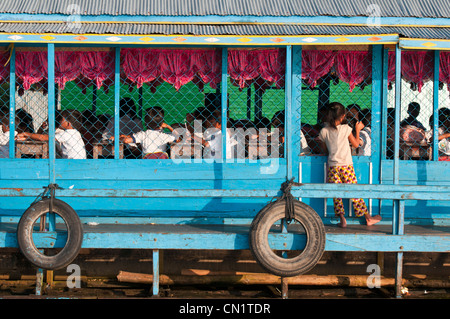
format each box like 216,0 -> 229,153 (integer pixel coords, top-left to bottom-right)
249,199 -> 326,277
17,198 -> 83,270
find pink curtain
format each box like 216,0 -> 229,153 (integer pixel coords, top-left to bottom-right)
335,51 -> 372,92
121,48 -> 221,91
401,51 -> 434,92
302,50 -> 336,88
228,49 -> 285,90
388,51 -> 396,86
121,48 -> 161,88
439,51 -> 450,92
0,51 -> 9,83
54,51 -> 81,90
79,51 -> 115,90
15,51 -> 47,90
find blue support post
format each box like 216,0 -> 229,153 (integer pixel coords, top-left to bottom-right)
393,44 -> 401,186
380,48 -> 389,162
291,46 -> 302,184
221,48 -> 228,160
152,249 -> 159,296
393,44 -> 404,298
47,43 -> 56,184
8,45 -> 15,159
432,50 -> 440,161
114,47 -> 121,159
285,46 -> 293,179
371,45 -> 383,216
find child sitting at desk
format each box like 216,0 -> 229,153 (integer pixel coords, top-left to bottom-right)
118,107 -> 177,159
0,116 -> 18,158
426,108 -> 450,161
198,109 -> 236,160
16,110 -> 87,159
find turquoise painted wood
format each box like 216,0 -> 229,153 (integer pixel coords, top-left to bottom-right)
0,41 -> 449,257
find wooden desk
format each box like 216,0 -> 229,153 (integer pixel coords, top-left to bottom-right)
400,142 -> 431,160
16,141 -> 48,158
93,141 -> 124,159
170,142 -> 202,159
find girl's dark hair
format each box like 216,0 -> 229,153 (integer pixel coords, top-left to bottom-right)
326,102 -> 346,129
145,107 -> 164,130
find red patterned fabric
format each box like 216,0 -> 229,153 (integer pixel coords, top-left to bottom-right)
335,51 -> 372,92
302,50 -> 336,88
15,51 -> 47,90
439,51 -> 450,92
228,49 -> 285,90
401,51 -> 434,92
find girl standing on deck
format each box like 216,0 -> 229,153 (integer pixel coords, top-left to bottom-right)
318,102 -> 382,228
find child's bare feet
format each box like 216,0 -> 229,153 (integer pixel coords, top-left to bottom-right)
366,214 -> 382,226
337,214 -> 347,228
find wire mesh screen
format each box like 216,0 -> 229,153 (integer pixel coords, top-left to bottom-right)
300,48 -> 373,157
386,50 -> 446,161
227,49 -> 286,161
0,49 -> 10,158
14,50 -> 51,159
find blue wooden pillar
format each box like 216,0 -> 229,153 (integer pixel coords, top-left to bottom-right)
371,45 -> 383,216
8,45 -> 16,159
221,47 -> 228,159
48,43 -> 56,184
432,50 -> 440,161
152,249 -> 159,296
285,45 -> 293,179
114,47 -> 121,159
291,46 -> 302,184
393,44 -> 404,298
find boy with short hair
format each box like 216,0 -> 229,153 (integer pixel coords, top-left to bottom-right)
17,110 -> 87,159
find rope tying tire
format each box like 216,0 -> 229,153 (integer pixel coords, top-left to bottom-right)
249,179 -> 326,277
17,184 -> 83,270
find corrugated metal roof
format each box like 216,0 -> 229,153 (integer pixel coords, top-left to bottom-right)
0,0 -> 448,18
0,22 -> 447,39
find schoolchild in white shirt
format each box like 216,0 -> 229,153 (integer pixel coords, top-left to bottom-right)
0,116 -> 18,158
119,107 -> 177,159
17,110 -> 87,159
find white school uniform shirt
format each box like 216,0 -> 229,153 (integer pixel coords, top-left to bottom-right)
55,128 -> 87,159
426,128 -> 450,156
319,123 -> 353,167
203,127 -> 236,160
0,130 -> 17,158
133,129 -> 176,155
356,127 -> 371,156
300,130 -> 310,155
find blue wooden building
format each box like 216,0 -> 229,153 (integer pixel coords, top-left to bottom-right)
0,0 -> 449,297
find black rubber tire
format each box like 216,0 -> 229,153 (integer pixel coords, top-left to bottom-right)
250,199 -> 326,277
17,198 -> 83,270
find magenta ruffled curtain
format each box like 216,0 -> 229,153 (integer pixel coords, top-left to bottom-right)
11,49 -> 447,95
121,48 -> 221,91
401,51 -> 434,92
54,51 -> 81,90
302,50 -> 336,88
15,51 -> 48,90
0,51 -> 10,84
335,51 -> 372,92
79,51 -> 115,90
14,51 -> 115,92
439,51 -> 450,92
228,49 -> 286,91
388,51 -> 434,92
